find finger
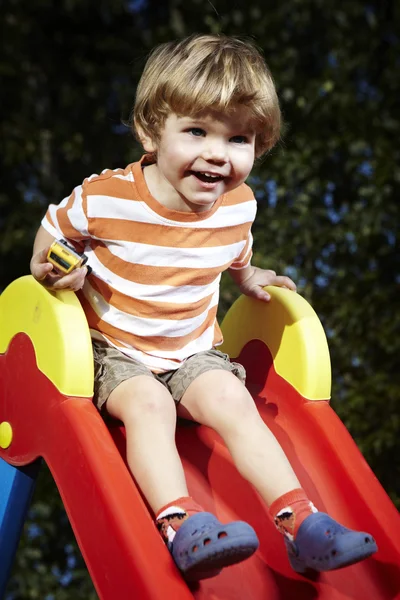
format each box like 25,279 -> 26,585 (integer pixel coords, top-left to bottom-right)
51,267 -> 87,291
32,246 -> 52,265
271,275 -> 297,291
41,270 -> 62,287
32,262 -> 54,281
251,286 -> 271,302
31,247 -> 56,280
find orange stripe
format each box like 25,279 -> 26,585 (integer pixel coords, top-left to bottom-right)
223,184 -> 254,206
84,171 -> 138,200
90,277 -> 215,320
102,334 -> 182,363
88,218 -> 251,247
80,294 -> 218,353
105,322 -> 223,362
93,243 -> 230,286
231,250 -> 253,269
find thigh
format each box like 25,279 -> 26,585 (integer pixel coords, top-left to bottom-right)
178,369 -> 260,433
93,342 -> 177,427
92,341 -> 157,411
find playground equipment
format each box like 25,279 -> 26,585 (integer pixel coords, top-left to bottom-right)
0,275 -> 399,599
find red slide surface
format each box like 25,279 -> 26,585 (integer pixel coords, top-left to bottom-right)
172,340 -> 400,599
1,278 -> 399,599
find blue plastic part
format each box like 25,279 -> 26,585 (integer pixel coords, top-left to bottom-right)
0,458 -> 41,597
284,512 -> 378,573
171,512 -> 259,581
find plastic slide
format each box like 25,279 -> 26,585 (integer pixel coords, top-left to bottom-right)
0,275 -> 399,599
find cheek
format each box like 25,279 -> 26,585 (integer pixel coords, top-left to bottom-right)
235,152 -> 255,178
157,151 -> 192,185
158,148 -> 181,171
159,140 -> 192,166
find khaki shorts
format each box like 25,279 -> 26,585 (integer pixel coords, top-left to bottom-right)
92,341 -> 246,411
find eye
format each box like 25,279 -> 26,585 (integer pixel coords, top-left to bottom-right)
230,135 -> 249,144
188,127 -> 206,137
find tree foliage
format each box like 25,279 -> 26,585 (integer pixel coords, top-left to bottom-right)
1,0 -> 399,597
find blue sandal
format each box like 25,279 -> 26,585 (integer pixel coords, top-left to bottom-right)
284,512 -> 377,573
170,512 -> 259,581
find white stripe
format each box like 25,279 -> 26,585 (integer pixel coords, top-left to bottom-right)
152,324 -> 218,360
157,506 -> 186,519
91,322 -> 218,371
230,232 -> 253,268
85,250 -> 221,303
83,281 -> 219,338
87,173 -> 100,182
43,187 -> 89,240
111,172 -> 135,181
42,216 -> 61,240
87,197 -> 153,223
108,239 -> 246,269
88,169 -> 134,181
86,195 -> 256,229
141,199 -> 257,229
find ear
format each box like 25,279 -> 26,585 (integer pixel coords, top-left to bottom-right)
135,125 -> 157,153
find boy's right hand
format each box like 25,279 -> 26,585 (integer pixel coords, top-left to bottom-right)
30,247 -> 87,292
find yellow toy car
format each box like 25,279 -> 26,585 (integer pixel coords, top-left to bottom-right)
47,239 -> 89,275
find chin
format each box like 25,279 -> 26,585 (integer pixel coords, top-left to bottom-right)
192,199 -> 217,207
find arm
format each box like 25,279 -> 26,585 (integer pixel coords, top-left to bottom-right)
228,264 -> 296,302
30,225 -> 87,292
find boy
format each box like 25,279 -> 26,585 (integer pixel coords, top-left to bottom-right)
30,34 -> 377,581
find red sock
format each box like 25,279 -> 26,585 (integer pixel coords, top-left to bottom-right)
269,489 -> 318,540
155,496 -> 204,545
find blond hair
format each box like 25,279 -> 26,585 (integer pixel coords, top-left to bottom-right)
133,34 -> 281,157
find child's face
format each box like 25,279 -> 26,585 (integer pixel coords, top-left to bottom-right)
141,108 -> 256,212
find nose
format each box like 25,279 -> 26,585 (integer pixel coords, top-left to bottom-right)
201,138 -> 228,164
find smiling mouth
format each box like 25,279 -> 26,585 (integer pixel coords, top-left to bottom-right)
190,171 -> 225,183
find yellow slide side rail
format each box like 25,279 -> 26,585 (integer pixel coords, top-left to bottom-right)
0,279 -> 331,401
220,286 -> 331,401
0,276 -> 93,397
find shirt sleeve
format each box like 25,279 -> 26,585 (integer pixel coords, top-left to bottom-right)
41,183 -> 90,252
229,230 -> 253,270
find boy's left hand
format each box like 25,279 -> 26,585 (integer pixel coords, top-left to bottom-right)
234,266 -> 296,302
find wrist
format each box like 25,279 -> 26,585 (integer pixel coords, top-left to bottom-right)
238,265 -> 255,287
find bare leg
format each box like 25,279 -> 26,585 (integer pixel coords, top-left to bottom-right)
178,370 -> 378,574
106,375 -> 188,513
178,370 -> 300,506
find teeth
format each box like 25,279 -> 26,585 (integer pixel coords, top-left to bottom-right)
192,170 -> 224,183
196,172 -> 222,180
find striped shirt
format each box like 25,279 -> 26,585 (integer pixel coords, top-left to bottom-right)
42,156 -> 257,372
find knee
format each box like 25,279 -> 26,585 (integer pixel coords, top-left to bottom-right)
108,376 -> 175,424
201,373 -> 258,429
